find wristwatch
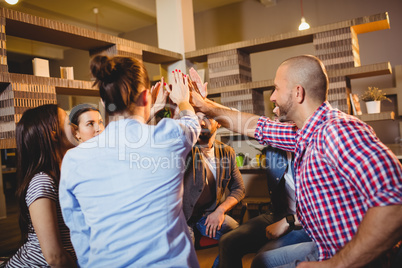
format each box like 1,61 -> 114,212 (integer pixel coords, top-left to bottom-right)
285,214 -> 295,229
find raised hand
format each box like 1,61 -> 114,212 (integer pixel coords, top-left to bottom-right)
189,89 -> 206,113
148,77 -> 171,124
189,67 -> 208,98
169,70 -> 190,105
151,77 -> 169,106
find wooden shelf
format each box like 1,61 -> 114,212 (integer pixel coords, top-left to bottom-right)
0,73 -> 98,96
0,7 -> 186,149
207,62 -> 392,96
327,62 -> 392,79
185,13 -> 389,62
0,139 -> 16,149
208,79 -> 274,96
1,8 -> 182,64
239,166 -> 265,173
354,111 -> 395,122
1,167 -> 16,174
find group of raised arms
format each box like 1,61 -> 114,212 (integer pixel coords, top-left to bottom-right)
5,54 -> 402,268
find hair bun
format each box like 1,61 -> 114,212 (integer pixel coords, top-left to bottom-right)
90,55 -> 117,83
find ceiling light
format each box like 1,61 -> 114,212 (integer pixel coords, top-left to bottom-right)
299,17 -> 310,31
5,0 -> 19,5
298,0 -> 310,31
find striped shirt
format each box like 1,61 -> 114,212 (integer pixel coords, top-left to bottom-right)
6,172 -> 75,267
255,101 -> 402,261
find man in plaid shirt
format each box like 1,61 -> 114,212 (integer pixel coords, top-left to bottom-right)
190,55 -> 402,267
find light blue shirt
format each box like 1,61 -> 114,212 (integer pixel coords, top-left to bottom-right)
60,115 -> 201,267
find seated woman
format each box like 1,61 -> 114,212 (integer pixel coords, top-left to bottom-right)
69,103 -> 104,142
6,104 -> 77,267
59,55 -> 201,267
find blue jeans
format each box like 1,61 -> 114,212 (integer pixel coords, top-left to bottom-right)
218,213 -> 311,268
251,241 -> 318,268
188,214 -> 239,243
196,215 -> 239,239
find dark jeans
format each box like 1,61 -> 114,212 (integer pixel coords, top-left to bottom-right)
252,241 -> 318,268
218,212 -> 311,268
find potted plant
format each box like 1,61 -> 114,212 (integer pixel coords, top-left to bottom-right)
360,86 -> 391,114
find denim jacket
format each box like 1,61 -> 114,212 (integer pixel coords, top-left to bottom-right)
263,146 -> 293,216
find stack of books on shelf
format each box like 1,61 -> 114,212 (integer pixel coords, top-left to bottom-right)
207,49 -> 263,114
208,49 -> 252,89
0,82 -> 56,142
313,27 -> 360,70
314,27 -> 361,113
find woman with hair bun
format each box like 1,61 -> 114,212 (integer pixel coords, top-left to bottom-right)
59,55 -> 201,267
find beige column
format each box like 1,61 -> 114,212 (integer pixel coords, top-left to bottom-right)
156,0 -> 196,78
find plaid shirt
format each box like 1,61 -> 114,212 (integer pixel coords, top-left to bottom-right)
255,101 -> 402,260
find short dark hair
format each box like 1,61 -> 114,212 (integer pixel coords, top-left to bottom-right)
281,55 -> 329,103
90,55 -> 150,115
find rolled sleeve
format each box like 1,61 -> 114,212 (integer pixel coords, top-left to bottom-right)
254,116 -> 297,152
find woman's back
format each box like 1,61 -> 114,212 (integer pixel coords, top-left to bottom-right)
60,115 -> 200,267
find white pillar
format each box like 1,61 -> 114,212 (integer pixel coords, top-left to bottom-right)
156,0 -> 196,78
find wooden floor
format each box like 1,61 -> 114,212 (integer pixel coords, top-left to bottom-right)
196,246 -> 254,268
0,194 -> 255,267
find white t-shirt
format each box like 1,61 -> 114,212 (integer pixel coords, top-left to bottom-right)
201,146 -> 217,180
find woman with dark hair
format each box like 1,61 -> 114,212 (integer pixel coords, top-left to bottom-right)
69,103 -> 104,142
6,104 -> 77,267
59,55 -> 201,267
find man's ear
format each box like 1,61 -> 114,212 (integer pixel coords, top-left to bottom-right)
295,85 -> 305,103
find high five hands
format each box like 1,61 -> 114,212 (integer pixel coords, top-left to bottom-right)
148,68 -> 207,122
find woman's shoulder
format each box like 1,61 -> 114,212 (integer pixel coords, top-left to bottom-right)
26,172 -> 57,206
152,118 -> 185,139
30,172 -> 54,186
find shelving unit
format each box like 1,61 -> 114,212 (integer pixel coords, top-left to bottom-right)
185,13 -> 390,62
354,111 -> 395,122
185,11 -> 401,139
0,7 -> 182,149
207,62 -> 392,96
